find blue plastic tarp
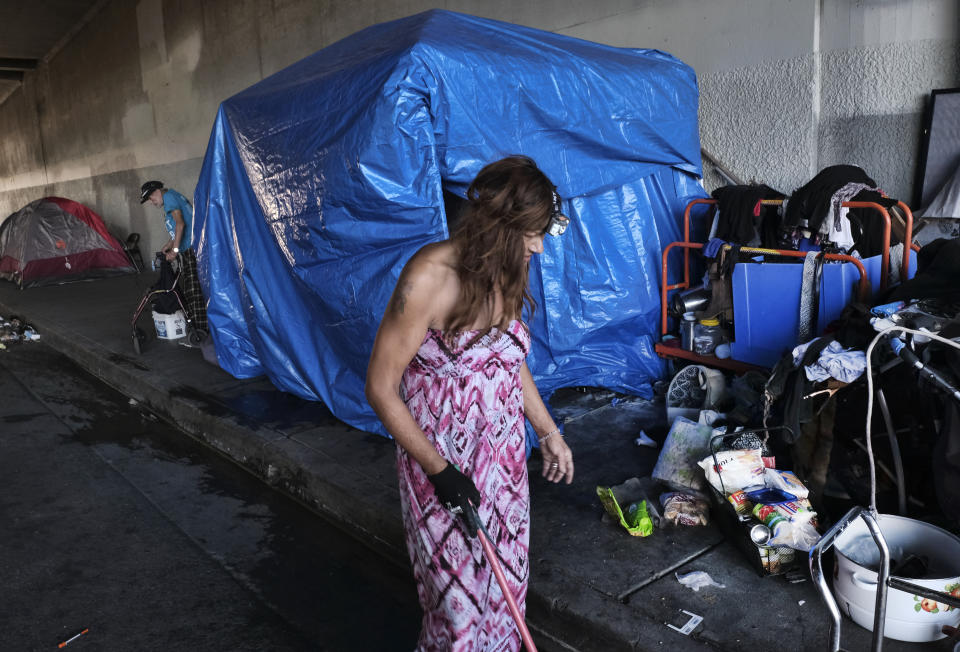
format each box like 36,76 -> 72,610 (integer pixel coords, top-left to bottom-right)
194,9 -> 705,436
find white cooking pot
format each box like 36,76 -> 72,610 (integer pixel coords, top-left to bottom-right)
833,514 -> 960,643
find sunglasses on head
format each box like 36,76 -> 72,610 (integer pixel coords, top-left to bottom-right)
545,191 -> 569,237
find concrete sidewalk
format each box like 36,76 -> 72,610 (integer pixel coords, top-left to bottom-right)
0,274 -> 926,651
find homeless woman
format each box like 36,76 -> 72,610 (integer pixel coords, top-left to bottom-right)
365,156 -> 575,651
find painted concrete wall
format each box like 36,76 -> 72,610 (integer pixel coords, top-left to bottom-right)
0,0 -> 957,258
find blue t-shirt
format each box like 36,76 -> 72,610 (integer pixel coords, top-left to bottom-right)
162,189 -> 193,250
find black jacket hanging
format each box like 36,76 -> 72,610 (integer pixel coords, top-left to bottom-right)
784,165 -> 877,234
711,184 -> 785,246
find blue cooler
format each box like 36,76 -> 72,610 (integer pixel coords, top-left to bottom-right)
728,253 -> 917,367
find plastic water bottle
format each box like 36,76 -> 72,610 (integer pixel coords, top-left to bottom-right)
680,312 -> 697,351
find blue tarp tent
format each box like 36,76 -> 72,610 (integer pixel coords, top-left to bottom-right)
194,9 -> 706,436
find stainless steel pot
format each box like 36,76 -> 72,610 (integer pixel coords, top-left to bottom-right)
671,287 -> 711,316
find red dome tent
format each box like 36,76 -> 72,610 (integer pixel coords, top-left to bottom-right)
0,197 -> 136,288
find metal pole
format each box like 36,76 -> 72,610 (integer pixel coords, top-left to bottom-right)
809,506 -> 864,652
861,511 -> 891,652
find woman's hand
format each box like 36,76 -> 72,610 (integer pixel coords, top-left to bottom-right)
540,432 -> 574,484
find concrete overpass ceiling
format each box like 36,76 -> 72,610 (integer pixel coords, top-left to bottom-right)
0,0 -> 105,98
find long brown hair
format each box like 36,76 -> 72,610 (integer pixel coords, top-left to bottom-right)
446,155 -> 557,335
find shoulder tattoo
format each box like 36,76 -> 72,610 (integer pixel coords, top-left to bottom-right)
391,280 -> 414,315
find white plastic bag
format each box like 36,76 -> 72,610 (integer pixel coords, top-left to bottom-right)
768,515 -> 821,551
652,417 -> 720,494
697,448 -> 765,494
676,570 -> 726,592
764,468 -> 810,498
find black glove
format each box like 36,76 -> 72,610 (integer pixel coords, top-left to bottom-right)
428,464 -> 481,534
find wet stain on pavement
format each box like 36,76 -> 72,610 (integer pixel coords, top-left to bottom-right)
106,352 -> 150,371
2,341 -> 420,649
3,413 -> 48,423
170,385 -> 338,433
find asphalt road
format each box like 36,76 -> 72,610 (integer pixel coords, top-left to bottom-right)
0,341 -> 421,651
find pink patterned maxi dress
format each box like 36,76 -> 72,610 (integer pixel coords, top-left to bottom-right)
398,319 -> 531,652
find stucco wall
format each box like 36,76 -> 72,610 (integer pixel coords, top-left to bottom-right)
0,0 -> 956,257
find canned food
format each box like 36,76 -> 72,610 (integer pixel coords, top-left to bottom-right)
727,490 -> 752,518
752,503 -> 787,530
750,523 -> 771,545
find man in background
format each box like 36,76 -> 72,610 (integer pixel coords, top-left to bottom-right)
139,180 -> 208,336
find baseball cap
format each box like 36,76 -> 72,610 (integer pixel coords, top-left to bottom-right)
139,180 -> 164,203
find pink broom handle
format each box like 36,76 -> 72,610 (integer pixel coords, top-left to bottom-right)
465,504 -> 538,652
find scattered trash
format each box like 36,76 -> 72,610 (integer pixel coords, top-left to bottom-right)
798,600 -> 806,606
660,492 -> 709,526
128,398 -> 138,406
58,627 -> 89,648
784,569 -> 808,584
675,571 -> 725,592
597,478 -> 655,536
0,315 -> 40,345
665,609 -> 703,635
634,430 -> 657,448
611,395 -> 648,408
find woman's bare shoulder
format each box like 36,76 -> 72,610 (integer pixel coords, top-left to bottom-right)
403,241 -> 457,283
393,241 -> 459,323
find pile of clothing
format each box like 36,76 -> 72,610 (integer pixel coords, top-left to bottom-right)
708,165 -> 903,257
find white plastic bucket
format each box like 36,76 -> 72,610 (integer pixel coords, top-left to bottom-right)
152,310 -> 187,340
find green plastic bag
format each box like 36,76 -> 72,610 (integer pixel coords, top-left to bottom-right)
597,486 -> 654,537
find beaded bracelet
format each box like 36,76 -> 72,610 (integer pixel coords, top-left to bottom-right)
538,428 -> 562,444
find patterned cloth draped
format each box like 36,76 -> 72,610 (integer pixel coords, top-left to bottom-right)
398,319 -> 531,652
178,249 -> 208,332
